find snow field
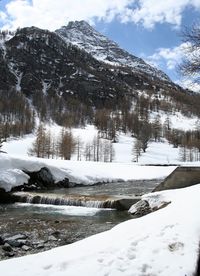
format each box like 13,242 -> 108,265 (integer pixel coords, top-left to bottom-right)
2,120 -> 198,164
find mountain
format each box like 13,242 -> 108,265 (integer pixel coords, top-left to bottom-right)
0,21 -> 200,142
55,20 -> 170,83
0,26 -> 133,105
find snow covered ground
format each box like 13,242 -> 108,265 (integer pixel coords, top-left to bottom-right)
0,153 -> 176,191
0,123 -> 189,164
0,184 -> 200,276
1,121 -> 200,275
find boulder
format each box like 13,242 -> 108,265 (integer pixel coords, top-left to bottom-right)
22,245 -> 30,251
0,188 -> 16,203
0,236 -> 4,245
2,243 -> 13,252
114,198 -> 140,211
11,167 -> 70,191
128,200 -> 151,216
129,199 -> 171,217
4,234 -> 28,248
22,167 -> 54,190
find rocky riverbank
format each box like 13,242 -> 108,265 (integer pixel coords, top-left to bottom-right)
0,203 -> 132,261
0,217 -> 78,260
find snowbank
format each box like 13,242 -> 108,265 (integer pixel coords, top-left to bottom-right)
0,184 -> 200,276
0,153 -> 176,192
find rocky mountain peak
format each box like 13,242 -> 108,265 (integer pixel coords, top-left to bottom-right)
55,20 -> 170,82
66,20 -> 93,31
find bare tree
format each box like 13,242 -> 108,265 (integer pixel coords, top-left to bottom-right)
28,124 -> 46,157
58,128 -> 76,160
132,139 -> 142,162
76,136 -> 83,161
179,24 -> 200,84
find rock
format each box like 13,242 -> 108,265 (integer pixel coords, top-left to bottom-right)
2,243 -> 13,252
36,243 -> 45,249
0,188 -> 16,203
12,167 -> 70,191
22,245 -> 30,251
5,240 -> 22,247
128,200 -> 151,216
20,167 -> 55,190
115,198 -> 140,210
6,234 -> 27,240
0,236 -> 4,245
48,235 -> 57,242
4,251 -> 15,258
32,240 -> 45,245
52,231 -> 60,236
4,234 -> 27,247
129,199 -> 171,217
56,178 -> 69,188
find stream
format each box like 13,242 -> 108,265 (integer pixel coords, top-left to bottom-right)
0,179 -> 161,260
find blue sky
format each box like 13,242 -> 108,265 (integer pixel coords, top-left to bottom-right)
0,0 -> 200,89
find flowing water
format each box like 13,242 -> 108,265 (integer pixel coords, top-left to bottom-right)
0,179 -> 161,260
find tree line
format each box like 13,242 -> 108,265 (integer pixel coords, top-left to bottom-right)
28,124 -> 115,162
0,89 -> 35,141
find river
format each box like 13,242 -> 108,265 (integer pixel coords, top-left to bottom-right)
0,179 -> 160,260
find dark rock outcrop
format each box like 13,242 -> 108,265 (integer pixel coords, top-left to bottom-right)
11,167 -> 69,192
0,188 -> 16,203
23,167 -> 54,189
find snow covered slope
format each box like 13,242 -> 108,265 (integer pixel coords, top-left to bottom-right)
55,20 -> 170,82
0,184 -> 200,276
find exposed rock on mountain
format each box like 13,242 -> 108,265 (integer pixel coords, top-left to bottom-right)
0,21 -> 200,133
56,20 -> 170,82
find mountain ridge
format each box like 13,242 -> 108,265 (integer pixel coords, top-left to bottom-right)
0,21 -> 200,139
55,20 -> 171,83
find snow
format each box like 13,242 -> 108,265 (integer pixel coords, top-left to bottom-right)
0,169 -> 29,192
0,153 -> 176,191
2,120 -> 199,164
158,111 -> 199,131
1,184 -> 200,276
3,134 -> 36,156
138,140 -> 180,164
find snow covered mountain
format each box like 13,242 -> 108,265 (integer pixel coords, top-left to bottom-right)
55,21 -> 170,83
1,21 -> 200,147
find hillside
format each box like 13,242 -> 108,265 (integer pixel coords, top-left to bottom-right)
0,21 -> 200,162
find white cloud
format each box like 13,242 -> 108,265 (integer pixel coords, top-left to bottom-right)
0,0 -> 199,30
145,42 -> 190,71
0,11 -> 7,22
144,42 -> 200,92
1,0 -> 132,30
121,0 -> 200,29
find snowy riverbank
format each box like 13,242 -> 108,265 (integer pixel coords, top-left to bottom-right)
0,153 -> 176,192
0,184 -> 200,276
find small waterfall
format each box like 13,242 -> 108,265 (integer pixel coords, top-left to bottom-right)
12,192 -> 117,209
